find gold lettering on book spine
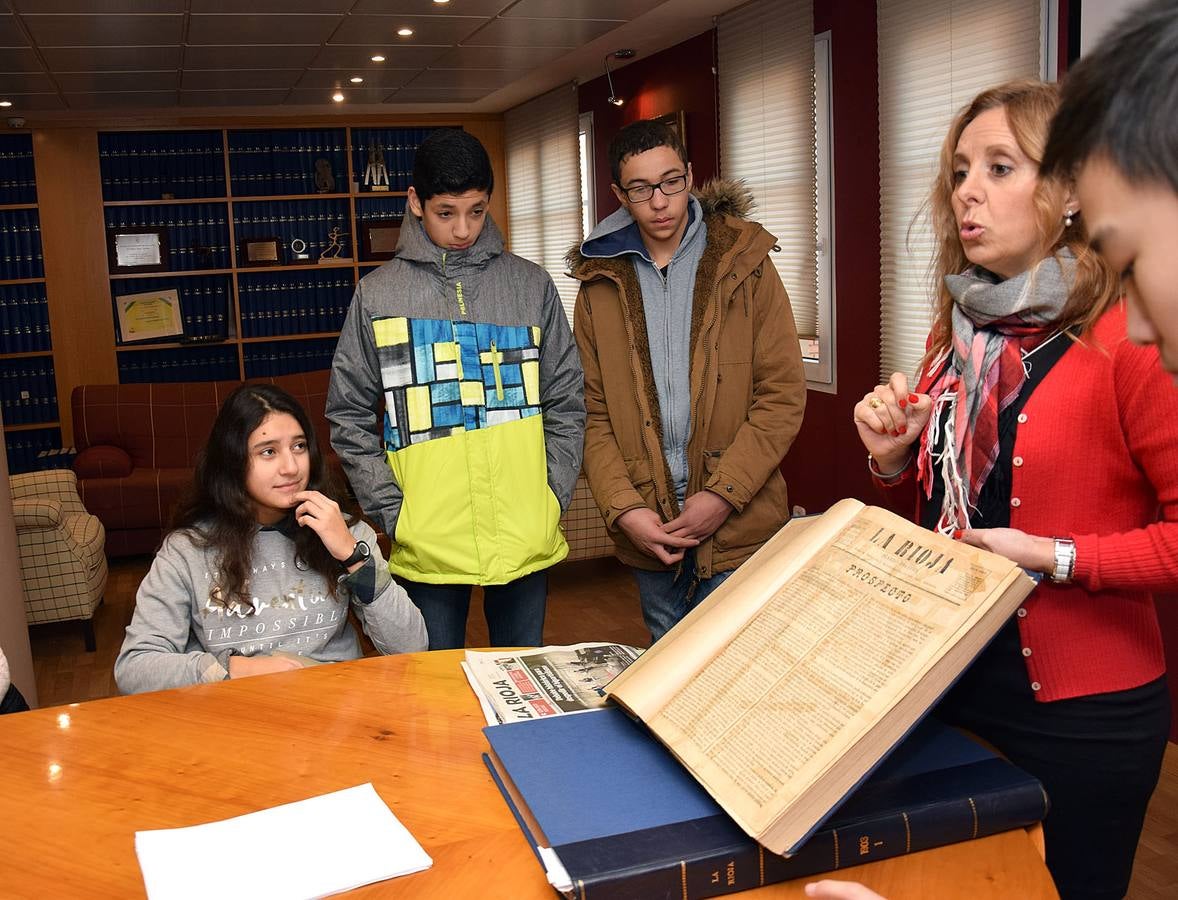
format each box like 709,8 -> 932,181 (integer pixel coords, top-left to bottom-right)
968,797 -> 979,839
680,860 -> 687,900
902,811 -> 911,852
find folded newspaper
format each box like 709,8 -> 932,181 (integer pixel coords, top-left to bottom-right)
463,643 -> 642,725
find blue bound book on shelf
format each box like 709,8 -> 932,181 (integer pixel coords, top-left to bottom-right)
483,707 -> 1047,900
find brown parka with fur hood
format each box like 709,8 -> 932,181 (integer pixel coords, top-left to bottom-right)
568,179 -> 807,577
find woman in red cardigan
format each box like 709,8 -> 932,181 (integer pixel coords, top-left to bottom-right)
854,80 -> 1178,900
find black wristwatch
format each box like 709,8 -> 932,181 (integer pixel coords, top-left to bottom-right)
340,539 -> 371,569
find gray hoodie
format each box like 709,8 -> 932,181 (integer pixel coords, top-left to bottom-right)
578,195 -> 708,502
114,519 -> 427,694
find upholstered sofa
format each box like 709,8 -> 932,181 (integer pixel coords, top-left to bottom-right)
10,469 -> 108,650
71,371 -> 337,557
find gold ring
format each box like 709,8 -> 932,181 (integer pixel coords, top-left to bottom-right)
868,397 -> 883,409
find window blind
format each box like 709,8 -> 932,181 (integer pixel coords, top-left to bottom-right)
718,0 -> 817,337
504,83 -> 582,326
877,0 -> 1042,379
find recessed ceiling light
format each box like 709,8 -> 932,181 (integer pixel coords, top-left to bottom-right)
350,76 -> 363,83
332,91 -> 345,102
0,101 -> 11,108
397,27 -> 414,37
371,54 -> 386,62
433,0 -> 450,4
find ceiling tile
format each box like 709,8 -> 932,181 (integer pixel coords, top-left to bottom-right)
431,44 -> 566,68
10,1 -> 184,12
184,45 -> 321,70
0,48 -> 43,73
311,44 -> 448,68
0,72 -> 54,93
503,0 -> 662,19
0,14 -> 29,47
463,16 -> 621,47
284,87 -> 396,105
41,45 -> 182,71
295,68 -> 417,90
0,93 -> 65,110
181,69 -> 303,91
180,89 -> 290,107
406,67 -> 526,90
64,91 -> 178,109
387,85 -> 494,103
329,14 -> 486,46
352,0 -> 508,14
21,14 -> 184,46
191,0 -> 352,11
187,14 -> 341,46
55,71 -> 179,92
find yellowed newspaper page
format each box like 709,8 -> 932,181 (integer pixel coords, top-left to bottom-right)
612,502 -> 1032,851
606,499 -> 865,719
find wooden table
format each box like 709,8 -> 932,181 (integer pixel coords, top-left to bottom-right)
0,651 -> 1059,898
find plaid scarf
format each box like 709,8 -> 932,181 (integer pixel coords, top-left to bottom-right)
918,250 -> 1076,533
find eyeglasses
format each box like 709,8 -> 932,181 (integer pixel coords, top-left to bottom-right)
619,174 -> 688,203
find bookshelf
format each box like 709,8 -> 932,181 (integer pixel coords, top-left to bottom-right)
0,133 -> 62,474
98,125 -> 440,384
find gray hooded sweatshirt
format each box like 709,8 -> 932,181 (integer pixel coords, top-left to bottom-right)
578,195 -> 708,502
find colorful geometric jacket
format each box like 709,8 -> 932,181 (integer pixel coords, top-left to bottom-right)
327,212 -> 584,585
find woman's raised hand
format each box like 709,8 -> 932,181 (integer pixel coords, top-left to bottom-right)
853,372 -> 933,473
292,491 -> 355,562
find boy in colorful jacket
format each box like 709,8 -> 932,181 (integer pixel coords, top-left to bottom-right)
328,128 -> 584,650
569,119 -> 806,643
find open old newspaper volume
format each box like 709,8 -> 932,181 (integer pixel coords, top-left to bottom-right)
605,497 -> 1037,857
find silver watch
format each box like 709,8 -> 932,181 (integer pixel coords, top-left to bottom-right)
1050,538 -> 1076,583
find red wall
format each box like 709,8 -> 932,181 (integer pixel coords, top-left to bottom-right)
578,31 -> 718,223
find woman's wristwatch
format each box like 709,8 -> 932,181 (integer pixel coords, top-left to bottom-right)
340,539 -> 371,569
1050,538 -> 1076,583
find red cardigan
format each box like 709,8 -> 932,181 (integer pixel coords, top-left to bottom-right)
882,304 -> 1178,702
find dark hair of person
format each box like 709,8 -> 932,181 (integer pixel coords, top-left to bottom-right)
170,383 -> 348,613
607,119 -> 689,186
410,127 -> 494,201
921,80 -> 1118,364
1041,0 -> 1178,194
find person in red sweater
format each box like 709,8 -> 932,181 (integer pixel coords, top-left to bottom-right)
853,80 -> 1178,900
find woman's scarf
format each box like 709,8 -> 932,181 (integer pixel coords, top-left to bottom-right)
918,249 -> 1076,534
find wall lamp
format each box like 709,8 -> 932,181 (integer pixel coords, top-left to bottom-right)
604,49 -> 634,106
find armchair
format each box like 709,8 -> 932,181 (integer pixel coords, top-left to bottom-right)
10,469 -> 108,651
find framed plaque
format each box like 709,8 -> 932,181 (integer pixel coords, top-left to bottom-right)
114,288 -> 184,344
240,236 -> 283,267
360,220 -> 401,261
107,226 -> 170,274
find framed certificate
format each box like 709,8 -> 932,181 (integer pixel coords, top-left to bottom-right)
107,226 -> 170,274
114,289 -> 184,344
360,221 -> 400,261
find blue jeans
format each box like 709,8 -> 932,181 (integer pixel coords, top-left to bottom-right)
631,551 -> 732,643
401,570 -> 548,650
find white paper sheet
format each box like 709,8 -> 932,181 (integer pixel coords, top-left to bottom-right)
134,783 -> 432,899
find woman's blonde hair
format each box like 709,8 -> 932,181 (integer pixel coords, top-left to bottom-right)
923,79 -> 1118,364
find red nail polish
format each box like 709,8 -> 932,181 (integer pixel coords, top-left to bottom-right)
891,430 -> 899,437
909,393 -> 919,403
898,398 -> 907,409
899,425 -> 907,434
952,529 -> 963,540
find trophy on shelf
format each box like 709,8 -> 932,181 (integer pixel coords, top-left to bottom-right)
363,141 -> 390,192
314,158 -> 335,194
290,237 -> 310,261
319,226 -> 352,263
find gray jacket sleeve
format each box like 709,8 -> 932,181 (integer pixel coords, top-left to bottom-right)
343,522 -> 427,654
538,276 -> 585,511
114,534 -> 227,694
327,281 -> 402,538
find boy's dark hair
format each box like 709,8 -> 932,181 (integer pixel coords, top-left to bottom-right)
1042,0 -> 1178,194
411,127 -> 494,201
607,119 -> 689,185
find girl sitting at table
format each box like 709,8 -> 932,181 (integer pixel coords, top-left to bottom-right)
115,384 -> 426,694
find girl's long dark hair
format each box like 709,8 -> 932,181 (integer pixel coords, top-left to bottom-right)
170,383 -> 348,613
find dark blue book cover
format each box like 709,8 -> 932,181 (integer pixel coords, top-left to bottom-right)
484,707 -> 1047,900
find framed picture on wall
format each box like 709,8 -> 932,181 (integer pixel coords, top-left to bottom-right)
653,110 -> 687,149
360,220 -> 401,261
107,226 -> 170,274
